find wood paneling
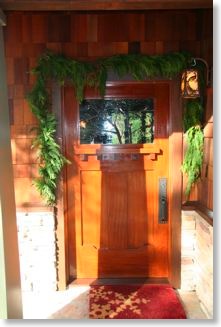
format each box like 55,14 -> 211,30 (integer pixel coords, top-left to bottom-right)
102,172 -> 128,250
97,13 -> 145,42
3,9 -> 212,284
48,13 -> 71,43
31,14 -> 47,44
168,79 -> 183,288
0,0 -> 213,11
14,58 -> 29,85
127,171 -> 148,248
81,171 -> 102,248
14,177 -> 42,205
4,12 -> 22,43
198,88 -> 213,210
64,82 -> 170,279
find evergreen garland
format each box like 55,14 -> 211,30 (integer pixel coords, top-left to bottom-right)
27,77 -> 70,205
27,50 -> 195,205
182,99 -> 204,196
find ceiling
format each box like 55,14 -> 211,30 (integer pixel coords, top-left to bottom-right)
0,0 -> 213,11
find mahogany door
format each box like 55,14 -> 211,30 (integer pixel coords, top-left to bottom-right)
63,82 -> 170,279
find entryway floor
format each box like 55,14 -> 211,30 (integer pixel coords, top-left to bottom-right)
21,282 -> 207,319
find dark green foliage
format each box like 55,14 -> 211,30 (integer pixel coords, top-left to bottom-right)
31,51 -> 191,102
182,99 -> 204,196
183,99 -> 203,132
182,125 -> 204,196
29,110 -> 69,205
27,64 -> 70,205
27,50 -> 193,205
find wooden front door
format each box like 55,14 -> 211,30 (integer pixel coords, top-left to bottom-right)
63,82 -> 170,279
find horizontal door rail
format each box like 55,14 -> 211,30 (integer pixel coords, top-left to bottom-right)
74,144 -> 161,155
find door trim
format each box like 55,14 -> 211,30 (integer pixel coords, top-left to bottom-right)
168,78 -> 183,288
57,79 -> 182,288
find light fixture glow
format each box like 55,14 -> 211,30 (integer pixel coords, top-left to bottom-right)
181,57 -> 209,99
181,68 -> 200,98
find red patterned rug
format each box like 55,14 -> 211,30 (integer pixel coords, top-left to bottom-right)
89,284 -> 187,319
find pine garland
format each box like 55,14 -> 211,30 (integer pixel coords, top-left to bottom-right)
27,50 -> 194,205
27,78 -> 69,205
182,99 -> 204,196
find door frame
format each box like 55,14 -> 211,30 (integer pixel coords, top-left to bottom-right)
55,78 -> 183,288
167,78 -> 183,288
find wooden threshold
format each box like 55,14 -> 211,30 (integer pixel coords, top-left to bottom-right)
70,278 -> 169,286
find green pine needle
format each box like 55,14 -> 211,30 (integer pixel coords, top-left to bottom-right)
182,98 -> 204,196
27,50 -> 202,205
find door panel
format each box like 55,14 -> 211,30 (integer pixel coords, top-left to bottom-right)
81,171 -> 101,249
127,171 -> 148,249
101,172 -> 128,250
64,82 -> 170,279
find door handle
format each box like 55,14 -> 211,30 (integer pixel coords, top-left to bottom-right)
159,178 -> 168,224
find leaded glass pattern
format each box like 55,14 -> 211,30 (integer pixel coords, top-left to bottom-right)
80,99 -> 154,145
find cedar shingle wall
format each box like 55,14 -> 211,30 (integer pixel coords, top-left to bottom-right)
198,88 -> 213,210
3,10 -> 213,208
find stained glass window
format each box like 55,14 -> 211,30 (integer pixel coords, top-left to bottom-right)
80,99 -> 154,145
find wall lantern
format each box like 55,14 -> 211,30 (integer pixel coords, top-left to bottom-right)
181,58 -> 209,98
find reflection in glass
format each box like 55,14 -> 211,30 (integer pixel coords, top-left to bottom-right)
80,99 -> 154,144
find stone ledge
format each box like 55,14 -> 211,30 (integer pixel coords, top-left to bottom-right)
182,201 -> 213,226
16,211 -> 57,292
16,205 -> 54,213
181,208 -> 213,318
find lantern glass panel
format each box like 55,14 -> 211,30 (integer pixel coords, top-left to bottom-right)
181,69 -> 200,98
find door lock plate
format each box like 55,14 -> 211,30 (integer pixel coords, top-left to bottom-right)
159,178 -> 168,224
